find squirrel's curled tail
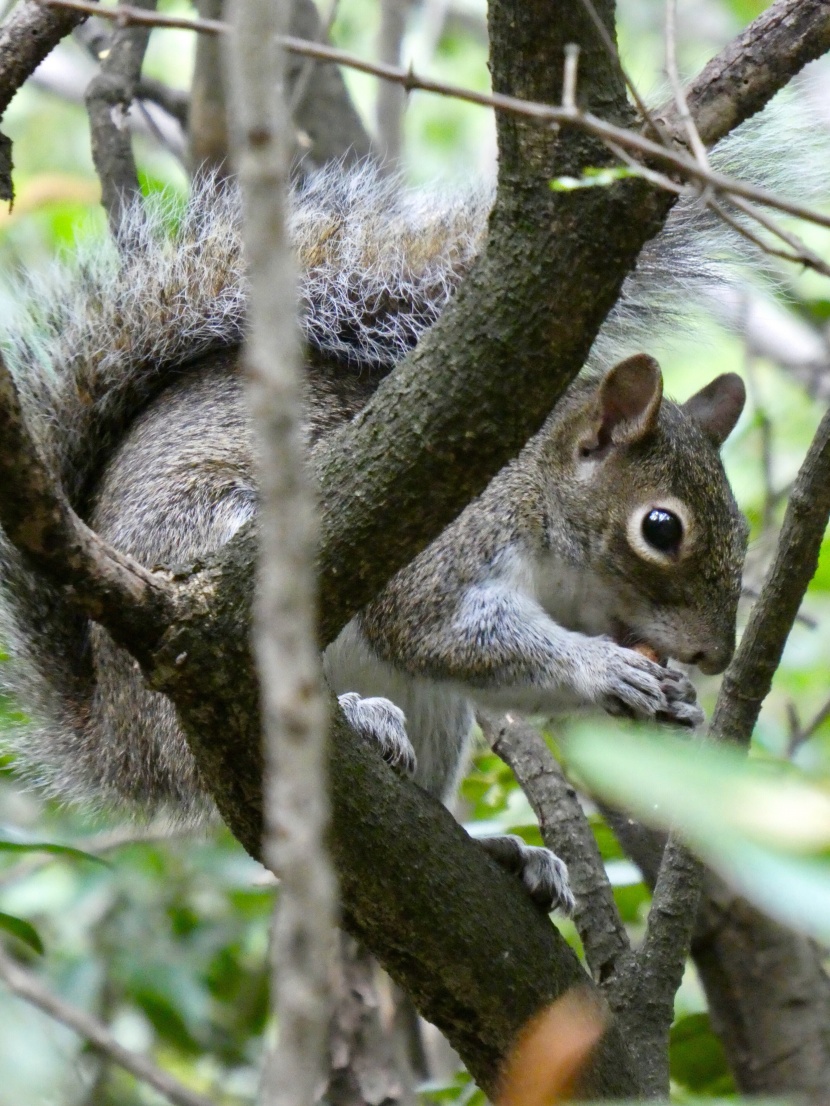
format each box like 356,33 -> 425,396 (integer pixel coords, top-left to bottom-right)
0,104 -> 820,813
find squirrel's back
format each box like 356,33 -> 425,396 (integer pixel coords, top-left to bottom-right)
0,138 -> 800,813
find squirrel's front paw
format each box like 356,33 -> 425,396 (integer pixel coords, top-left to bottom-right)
337,692 -> 417,775
480,834 -> 574,915
589,641 -> 703,728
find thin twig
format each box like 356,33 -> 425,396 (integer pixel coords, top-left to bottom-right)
576,0 -> 664,140
225,1 -> 335,1103
479,712 -> 631,988
664,0 -> 710,169
34,0 -> 830,234
0,946 -> 215,1106
713,403 -> 830,746
787,694 -> 830,755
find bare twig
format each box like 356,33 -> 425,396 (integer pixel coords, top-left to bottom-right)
224,1 -> 335,1104
376,0 -> 412,164
479,712 -> 631,989
713,404 -> 830,746
188,0 -> 228,175
34,0 -> 830,234
664,0 -> 710,170
84,0 -> 155,240
787,695 -> 830,755
0,946 -> 215,1106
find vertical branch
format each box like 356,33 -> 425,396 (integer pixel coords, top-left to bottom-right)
84,0 -> 156,238
712,405 -> 830,747
224,2 -> 335,1104
376,0 -> 411,164
189,0 -> 230,177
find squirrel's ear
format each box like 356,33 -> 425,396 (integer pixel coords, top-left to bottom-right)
682,373 -> 745,448
581,354 -> 663,455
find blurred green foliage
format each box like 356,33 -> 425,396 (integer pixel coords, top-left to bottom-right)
0,0 -> 828,1102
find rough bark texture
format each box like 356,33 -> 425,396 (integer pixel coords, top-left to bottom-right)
146,562 -> 642,1096
693,873 -> 830,1095
605,814 -> 830,1097
1,0 -> 828,1096
684,0 -> 830,147
287,0 -> 374,169
0,0 -> 87,115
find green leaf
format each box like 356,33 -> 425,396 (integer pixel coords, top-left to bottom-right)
566,726 -> 830,941
670,1012 -> 735,1094
550,166 -> 639,191
0,912 -> 44,954
0,827 -> 108,866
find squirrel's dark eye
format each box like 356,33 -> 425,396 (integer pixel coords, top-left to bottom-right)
642,508 -> 683,553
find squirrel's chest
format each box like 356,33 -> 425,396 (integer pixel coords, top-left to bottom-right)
530,553 -> 615,637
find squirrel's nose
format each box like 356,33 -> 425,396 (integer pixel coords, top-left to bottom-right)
691,643 -> 733,676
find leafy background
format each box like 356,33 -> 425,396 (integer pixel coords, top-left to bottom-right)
0,0 -> 828,1101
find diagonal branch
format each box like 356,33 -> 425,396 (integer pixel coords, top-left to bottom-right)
0,352 -> 175,656
479,711 -> 631,988
0,945 -> 215,1106
0,0 -> 87,116
712,403 -> 830,747
84,0 -> 156,239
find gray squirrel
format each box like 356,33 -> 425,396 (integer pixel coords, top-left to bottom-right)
0,164 -> 751,913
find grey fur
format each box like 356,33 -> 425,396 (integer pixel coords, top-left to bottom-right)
0,112 -> 797,816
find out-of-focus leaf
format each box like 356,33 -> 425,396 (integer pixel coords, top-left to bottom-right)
670,1012 -> 735,1094
0,911 -> 43,954
567,726 -> 830,940
0,827 -> 107,866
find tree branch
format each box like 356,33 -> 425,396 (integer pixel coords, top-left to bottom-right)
0,351 -> 175,656
0,0 -> 88,199
712,404 -> 830,747
84,0 -> 155,239
0,0 -> 87,116
479,712 -> 631,989
225,0 -> 336,1101
683,0 -> 830,148
0,946 -> 214,1106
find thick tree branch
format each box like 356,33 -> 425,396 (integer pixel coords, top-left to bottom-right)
0,0 -> 826,1094
693,873 -> 830,1095
36,1 -> 830,231
0,0 -> 87,115
144,569 -> 644,1097
0,351 -> 175,655
312,0 -> 830,643
682,0 -> 830,148
0,0 -> 88,199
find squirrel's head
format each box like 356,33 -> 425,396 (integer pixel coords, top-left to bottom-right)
542,354 -> 748,674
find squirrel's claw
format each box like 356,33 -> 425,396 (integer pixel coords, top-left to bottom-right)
338,692 -> 417,775
480,834 -> 574,915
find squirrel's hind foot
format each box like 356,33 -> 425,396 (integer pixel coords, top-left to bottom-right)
338,692 -> 417,775
480,834 -> 574,915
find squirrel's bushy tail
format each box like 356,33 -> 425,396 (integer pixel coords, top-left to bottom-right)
0,100 -> 821,811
